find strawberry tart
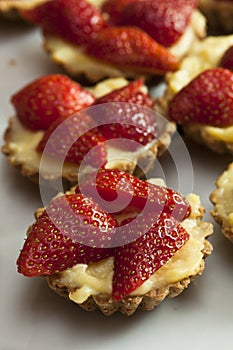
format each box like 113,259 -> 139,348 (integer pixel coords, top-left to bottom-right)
16,169 -> 213,315
2,74 -> 175,185
19,0 -> 206,82
210,163 -> 233,243
158,35 -> 233,155
199,0 -> 233,33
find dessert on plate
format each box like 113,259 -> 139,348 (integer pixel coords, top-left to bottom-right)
199,0 -> 233,34
20,0 -> 206,82
2,74 -> 175,185
16,169 -> 213,315
158,35 -> 233,155
210,162 -> 233,243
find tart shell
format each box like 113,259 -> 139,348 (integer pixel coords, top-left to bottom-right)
210,162 -> 233,243
43,202 -> 213,316
2,116 -> 176,186
46,236 -> 212,316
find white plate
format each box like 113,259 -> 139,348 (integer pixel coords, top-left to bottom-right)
0,20 -> 233,350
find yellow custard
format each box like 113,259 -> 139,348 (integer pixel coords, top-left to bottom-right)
166,35 -> 233,142
213,163 -> 233,226
5,78 -> 167,181
43,10 -> 206,81
57,192 -> 210,305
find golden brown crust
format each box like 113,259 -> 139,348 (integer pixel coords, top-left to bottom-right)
45,219 -> 213,316
156,95 -> 233,156
183,125 -> 233,156
210,162 -> 233,243
1,115 -> 176,185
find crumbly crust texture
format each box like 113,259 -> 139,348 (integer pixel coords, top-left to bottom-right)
44,205 -> 213,316
1,116 -> 176,185
210,162 -> 233,243
46,228 -> 212,316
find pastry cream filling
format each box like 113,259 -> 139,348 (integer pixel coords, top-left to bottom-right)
44,10 -> 206,81
57,192 -> 208,304
6,78 -> 158,179
167,35 -> 233,142
214,163 -> 233,226
0,0 -> 47,11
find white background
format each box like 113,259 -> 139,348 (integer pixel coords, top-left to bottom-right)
0,19 -> 232,350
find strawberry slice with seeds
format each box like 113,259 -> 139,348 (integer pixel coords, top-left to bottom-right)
37,112 -> 107,167
77,169 -> 191,221
119,0 -> 198,47
17,193 -> 117,277
11,74 -> 95,130
85,27 -> 179,74
112,212 -> 189,301
92,79 -> 156,150
21,0 -> 107,46
220,45 -> 233,71
169,68 -> 233,127
94,78 -> 154,107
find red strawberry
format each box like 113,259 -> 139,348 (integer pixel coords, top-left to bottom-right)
37,112 -> 107,167
220,45 -> 233,71
91,79 -> 156,150
17,193 -> 117,277
11,74 -> 95,130
120,0 -> 198,47
112,212 -> 189,301
77,169 -> 191,222
102,0 -> 140,24
169,68 -> 233,127
85,27 -> 179,74
21,0 -> 107,45
94,78 -> 154,107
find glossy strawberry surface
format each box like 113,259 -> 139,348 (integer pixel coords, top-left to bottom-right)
112,212 -> 189,301
17,194 -> 117,277
169,68 -> 233,127
11,74 -> 95,130
21,0 -> 107,45
77,169 -> 191,221
92,79 -> 156,150
85,27 -> 179,74
119,0 -> 198,47
37,113 -> 107,167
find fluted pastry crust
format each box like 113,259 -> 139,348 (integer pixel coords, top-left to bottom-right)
46,236 -> 212,316
210,162 -> 233,243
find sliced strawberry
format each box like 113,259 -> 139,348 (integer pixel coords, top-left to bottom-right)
169,68 -> 233,127
94,78 -> 154,107
120,0 -> 198,47
220,45 -> 233,71
112,212 -> 189,301
11,74 -> 95,131
77,169 -> 191,221
17,193 -> 117,277
85,27 -> 179,74
91,79 -> 156,150
102,0 -> 139,24
37,112 -> 107,167
21,0 -> 107,46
